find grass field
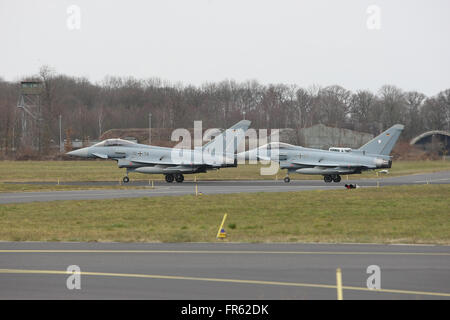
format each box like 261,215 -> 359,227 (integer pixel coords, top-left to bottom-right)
0,184 -> 449,244
0,183 -> 152,193
1,160 -> 450,183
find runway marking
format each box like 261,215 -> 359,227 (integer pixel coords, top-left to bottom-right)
0,268 -> 449,298
415,178 -> 450,183
0,250 -> 449,256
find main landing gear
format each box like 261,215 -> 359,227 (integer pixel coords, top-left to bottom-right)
324,174 -> 341,183
284,176 -> 291,183
165,173 -> 184,183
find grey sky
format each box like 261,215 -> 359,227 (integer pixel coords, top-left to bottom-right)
1,0 -> 449,95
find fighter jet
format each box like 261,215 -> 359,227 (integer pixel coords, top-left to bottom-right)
67,120 -> 251,183
241,124 -> 404,183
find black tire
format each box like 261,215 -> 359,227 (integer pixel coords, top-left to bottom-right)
165,174 -> 174,183
284,176 -> 290,183
324,175 -> 332,183
175,173 -> 184,183
333,175 -> 341,183
122,176 -> 129,183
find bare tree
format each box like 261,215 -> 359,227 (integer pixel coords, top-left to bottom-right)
350,90 -> 379,133
316,85 -> 351,128
378,85 -> 406,130
421,89 -> 450,132
403,91 -> 426,139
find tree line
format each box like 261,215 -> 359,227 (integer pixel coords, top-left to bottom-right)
0,66 -> 449,156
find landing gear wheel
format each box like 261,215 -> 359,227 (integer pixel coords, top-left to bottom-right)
122,176 -> 129,183
284,176 -> 290,183
324,175 -> 332,183
332,175 -> 341,183
165,174 -> 174,183
175,173 -> 184,183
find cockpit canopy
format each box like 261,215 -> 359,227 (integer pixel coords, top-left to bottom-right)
93,139 -> 137,147
258,142 -> 297,150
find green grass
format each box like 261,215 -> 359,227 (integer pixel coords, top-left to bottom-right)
0,184 -> 449,244
1,160 -> 450,182
0,183 -> 153,193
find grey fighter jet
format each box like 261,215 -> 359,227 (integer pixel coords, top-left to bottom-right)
241,124 -> 404,183
67,120 -> 251,183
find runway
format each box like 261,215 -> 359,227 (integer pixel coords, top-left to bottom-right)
0,242 -> 449,299
1,171 -> 449,204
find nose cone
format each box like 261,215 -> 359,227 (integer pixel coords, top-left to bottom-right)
66,147 -> 90,158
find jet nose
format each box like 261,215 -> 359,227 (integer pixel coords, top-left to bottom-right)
66,147 -> 90,158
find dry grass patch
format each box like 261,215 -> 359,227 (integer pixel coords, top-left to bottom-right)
0,184 -> 448,244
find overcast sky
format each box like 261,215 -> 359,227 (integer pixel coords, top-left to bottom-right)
1,0 -> 449,95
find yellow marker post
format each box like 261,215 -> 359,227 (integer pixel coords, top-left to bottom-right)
194,176 -> 199,196
57,178 -> 60,185
336,268 -> 343,300
216,214 -> 228,239
152,180 -> 154,189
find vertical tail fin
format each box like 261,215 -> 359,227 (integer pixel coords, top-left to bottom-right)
358,124 -> 404,156
202,120 -> 251,155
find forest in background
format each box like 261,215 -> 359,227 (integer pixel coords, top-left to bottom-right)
0,66 -> 449,157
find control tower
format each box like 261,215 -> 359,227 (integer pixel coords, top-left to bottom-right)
17,81 -> 43,150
